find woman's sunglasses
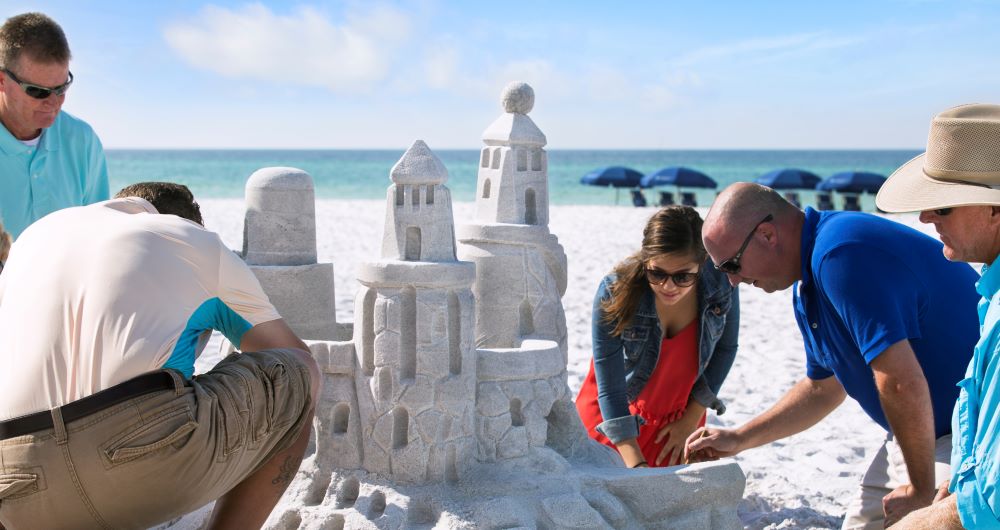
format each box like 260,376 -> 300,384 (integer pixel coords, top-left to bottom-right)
2,68 -> 73,99
645,268 -> 698,287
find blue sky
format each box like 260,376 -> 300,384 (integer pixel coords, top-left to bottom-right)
5,0 -> 1000,149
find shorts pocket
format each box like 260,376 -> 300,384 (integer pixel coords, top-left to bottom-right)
100,405 -> 198,467
0,471 -> 42,500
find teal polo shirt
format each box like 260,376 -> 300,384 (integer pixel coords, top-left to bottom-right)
0,110 -> 109,239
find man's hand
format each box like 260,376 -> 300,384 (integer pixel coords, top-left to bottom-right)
883,483 -> 935,527
684,426 -> 743,463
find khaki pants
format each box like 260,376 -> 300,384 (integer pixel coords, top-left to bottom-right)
0,349 -> 313,530
841,433 -> 952,530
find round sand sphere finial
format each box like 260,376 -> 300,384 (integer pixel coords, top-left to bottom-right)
501,82 -> 534,114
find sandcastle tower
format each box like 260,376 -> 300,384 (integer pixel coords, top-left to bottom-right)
352,141 -> 478,483
457,82 -> 584,463
242,168 -> 339,340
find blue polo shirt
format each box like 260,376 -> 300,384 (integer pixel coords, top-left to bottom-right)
793,208 -> 980,437
0,110 -> 109,239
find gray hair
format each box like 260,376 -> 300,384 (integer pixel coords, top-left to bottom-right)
0,13 -> 71,70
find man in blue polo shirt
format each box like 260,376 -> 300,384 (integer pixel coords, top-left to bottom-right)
0,12 -> 109,240
688,182 -> 980,529
878,103 -> 1000,529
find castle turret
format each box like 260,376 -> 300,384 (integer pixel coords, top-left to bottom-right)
354,141 -> 477,483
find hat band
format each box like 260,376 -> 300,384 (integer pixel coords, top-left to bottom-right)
924,165 -> 1000,189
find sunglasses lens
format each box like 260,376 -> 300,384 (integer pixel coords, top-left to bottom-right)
673,273 -> 698,287
717,260 -> 740,275
24,86 -> 51,99
645,269 -> 668,284
934,208 -> 953,216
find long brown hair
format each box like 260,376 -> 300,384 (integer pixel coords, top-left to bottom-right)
601,205 -> 706,336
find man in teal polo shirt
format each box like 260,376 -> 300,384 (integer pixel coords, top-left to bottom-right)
879,103 -> 1000,529
0,12 -> 108,240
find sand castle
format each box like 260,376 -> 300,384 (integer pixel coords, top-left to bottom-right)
169,82 -> 745,530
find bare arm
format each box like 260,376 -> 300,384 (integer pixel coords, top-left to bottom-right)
872,339 -> 937,524
686,375 -> 845,460
239,319 -> 310,354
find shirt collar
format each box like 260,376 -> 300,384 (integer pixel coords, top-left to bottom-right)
0,112 -> 60,155
98,197 -> 159,215
799,207 -> 821,289
977,255 -> 1000,299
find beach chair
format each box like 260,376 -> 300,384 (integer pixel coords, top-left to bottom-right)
843,194 -> 861,211
631,189 -> 648,207
817,192 -> 834,211
680,192 -> 697,207
783,192 -> 802,209
658,191 -> 675,206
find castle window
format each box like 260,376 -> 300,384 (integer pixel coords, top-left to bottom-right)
448,291 -> 461,375
333,403 -> 350,434
517,148 -> 527,171
426,185 -> 434,205
405,227 -> 421,261
519,299 -> 534,337
395,185 -> 405,207
491,148 -> 501,169
482,178 -> 491,199
524,188 -> 537,225
362,289 -> 376,375
401,286 -> 417,380
480,148 -> 490,168
392,406 -> 409,449
412,187 -> 420,208
510,399 -> 524,427
531,149 -> 543,171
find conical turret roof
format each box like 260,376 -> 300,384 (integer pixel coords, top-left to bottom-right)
390,140 -> 449,185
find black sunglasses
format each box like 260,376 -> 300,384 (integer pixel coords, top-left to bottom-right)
2,68 -> 73,99
933,208 -> 953,216
645,267 -> 699,287
716,214 -> 773,274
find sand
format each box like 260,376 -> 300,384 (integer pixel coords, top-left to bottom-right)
192,198 -> 940,529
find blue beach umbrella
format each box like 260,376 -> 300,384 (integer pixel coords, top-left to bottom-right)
755,168 -> 822,190
580,166 -> 645,204
816,171 -> 887,194
640,166 -> 717,189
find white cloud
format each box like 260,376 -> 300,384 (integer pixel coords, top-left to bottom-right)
164,3 -> 411,91
673,32 -> 864,68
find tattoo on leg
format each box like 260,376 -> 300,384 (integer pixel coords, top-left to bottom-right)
271,455 -> 300,486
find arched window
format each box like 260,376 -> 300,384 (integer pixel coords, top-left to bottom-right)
491,148 -> 501,169
524,188 -> 537,225
404,226 -> 421,261
480,148 -> 490,168
510,399 -> 524,427
392,406 -> 409,449
482,178 -> 492,199
333,403 -> 350,434
519,299 -> 534,337
400,287 -> 416,380
448,292 -> 461,375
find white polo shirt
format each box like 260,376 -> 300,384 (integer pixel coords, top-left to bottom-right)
0,198 -> 280,420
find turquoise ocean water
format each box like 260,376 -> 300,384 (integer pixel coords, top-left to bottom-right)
107,149 -> 921,206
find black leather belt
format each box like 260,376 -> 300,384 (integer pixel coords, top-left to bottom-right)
0,371 -> 185,440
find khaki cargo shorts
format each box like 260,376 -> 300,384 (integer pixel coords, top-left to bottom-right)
0,349 -> 313,530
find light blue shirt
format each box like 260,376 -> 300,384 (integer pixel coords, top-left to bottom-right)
951,257 -> 1000,528
0,110 -> 109,239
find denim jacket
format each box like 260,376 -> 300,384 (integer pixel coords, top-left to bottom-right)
591,259 -> 740,444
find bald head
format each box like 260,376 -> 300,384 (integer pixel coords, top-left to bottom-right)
703,182 -> 805,291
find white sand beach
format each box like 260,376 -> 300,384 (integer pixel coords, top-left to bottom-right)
194,198 -> 945,529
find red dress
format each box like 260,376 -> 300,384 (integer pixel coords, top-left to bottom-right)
575,318 -> 705,467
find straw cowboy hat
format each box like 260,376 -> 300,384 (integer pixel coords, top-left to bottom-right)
876,103 -> 1000,212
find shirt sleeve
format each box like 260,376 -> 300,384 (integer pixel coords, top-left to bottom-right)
955,336 -> 1000,528
815,245 -> 922,364
215,242 -> 281,346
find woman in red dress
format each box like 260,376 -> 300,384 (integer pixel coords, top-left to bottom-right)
576,206 -> 740,468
